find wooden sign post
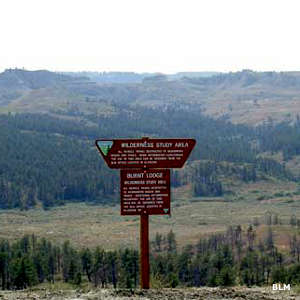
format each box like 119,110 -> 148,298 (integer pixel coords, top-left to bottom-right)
95,137 -> 196,289
140,214 -> 150,289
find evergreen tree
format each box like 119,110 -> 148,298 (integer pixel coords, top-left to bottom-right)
166,230 -> 177,253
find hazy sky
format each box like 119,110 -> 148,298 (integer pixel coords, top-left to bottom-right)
1,0 -> 300,73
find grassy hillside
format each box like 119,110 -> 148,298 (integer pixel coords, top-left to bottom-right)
1,69 -> 300,124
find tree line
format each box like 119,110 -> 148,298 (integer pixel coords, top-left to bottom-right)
1,224 -> 300,289
150,225 -> 300,287
172,160 -> 293,198
0,235 -> 138,290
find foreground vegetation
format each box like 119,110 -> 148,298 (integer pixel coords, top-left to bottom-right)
2,222 -> 300,290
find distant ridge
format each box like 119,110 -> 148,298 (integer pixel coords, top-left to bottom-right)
0,69 -> 78,90
1,68 -> 300,124
61,71 -> 220,84
184,69 -> 300,88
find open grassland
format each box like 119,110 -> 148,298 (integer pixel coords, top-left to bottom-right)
3,87 -> 116,120
1,181 -> 300,250
6,90 -> 300,125
202,89 -> 300,125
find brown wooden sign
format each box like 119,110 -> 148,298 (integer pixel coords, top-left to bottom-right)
95,138 -> 196,169
120,169 -> 170,215
95,136 -> 196,289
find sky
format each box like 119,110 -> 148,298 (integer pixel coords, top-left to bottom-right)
1,0 -> 300,73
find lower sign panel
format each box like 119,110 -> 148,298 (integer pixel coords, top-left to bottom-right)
120,169 -> 170,215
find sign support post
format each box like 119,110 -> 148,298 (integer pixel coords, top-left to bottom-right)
140,214 -> 150,289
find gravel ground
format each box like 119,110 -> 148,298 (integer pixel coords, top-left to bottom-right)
0,287 -> 299,300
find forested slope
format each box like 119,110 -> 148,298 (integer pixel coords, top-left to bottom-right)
0,115 -> 117,209
0,107 -> 299,210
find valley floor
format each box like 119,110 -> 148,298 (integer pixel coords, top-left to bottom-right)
1,190 -> 300,250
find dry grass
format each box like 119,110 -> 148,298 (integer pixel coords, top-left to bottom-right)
203,93 -> 300,125
1,180 -> 300,250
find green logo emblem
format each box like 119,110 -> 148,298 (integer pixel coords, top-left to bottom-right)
97,141 -> 113,156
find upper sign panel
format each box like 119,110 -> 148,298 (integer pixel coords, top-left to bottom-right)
95,138 -> 196,169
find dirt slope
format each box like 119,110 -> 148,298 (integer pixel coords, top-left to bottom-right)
0,287 -> 299,300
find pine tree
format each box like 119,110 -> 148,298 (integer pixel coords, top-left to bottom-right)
247,225 -> 255,251
154,233 -> 163,252
167,230 -> 177,253
266,227 -> 274,251
81,248 -> 93,282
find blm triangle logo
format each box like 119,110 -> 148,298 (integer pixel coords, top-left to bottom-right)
96,141 -> 113,156
163,208 -> 169,214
